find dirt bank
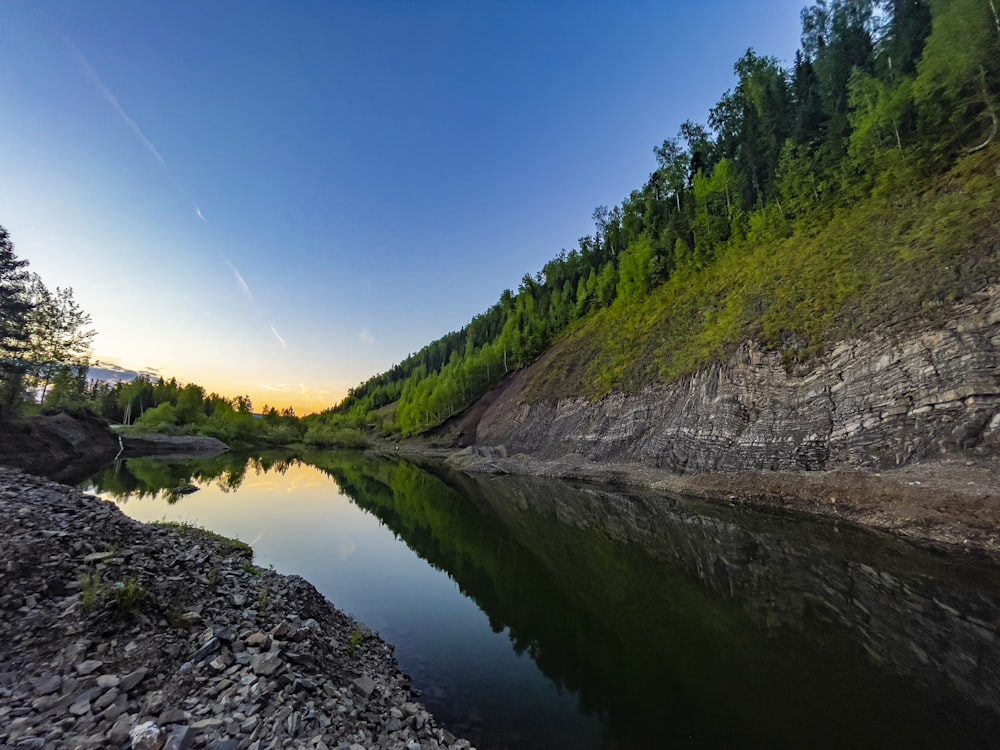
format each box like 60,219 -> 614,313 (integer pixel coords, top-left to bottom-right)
0,412 -> 119,483
438,447 -> 1000,562
121,431 -> 230,460
0,467 -> 473,750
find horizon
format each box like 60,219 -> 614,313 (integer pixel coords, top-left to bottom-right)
2,1 -> 804,414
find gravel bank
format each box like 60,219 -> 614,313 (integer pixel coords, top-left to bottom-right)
0,468 -> 474,750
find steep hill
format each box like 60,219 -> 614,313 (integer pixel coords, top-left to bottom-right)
309,0 -> 1000,474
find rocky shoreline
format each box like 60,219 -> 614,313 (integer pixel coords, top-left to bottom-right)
0,467 -> 474,750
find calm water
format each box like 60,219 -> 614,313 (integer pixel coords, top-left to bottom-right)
82,451 -> 1000,749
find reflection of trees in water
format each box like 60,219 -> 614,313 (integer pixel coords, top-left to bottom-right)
83,451 -> 299,503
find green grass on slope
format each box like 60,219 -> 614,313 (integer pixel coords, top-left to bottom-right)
525,147 -> 1000,402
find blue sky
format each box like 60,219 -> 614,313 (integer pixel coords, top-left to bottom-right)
1,1 -> 805,412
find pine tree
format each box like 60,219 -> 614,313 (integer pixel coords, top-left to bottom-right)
0,226 -> 32,418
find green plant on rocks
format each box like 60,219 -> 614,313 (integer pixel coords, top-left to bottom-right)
80,569 -> 101,610
349,629 -> 366,655
112,577 -> 147,611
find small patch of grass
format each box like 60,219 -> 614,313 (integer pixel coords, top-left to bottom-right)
349,629 -> 366,655
112,577 -> 146,611
258,584 -> 270,611
154,520 -> 253,556
206,564 -> 220,589
80,569 -> 101,610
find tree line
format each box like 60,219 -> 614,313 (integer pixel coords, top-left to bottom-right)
0,229 -> 330,445
313,0 -> 999,437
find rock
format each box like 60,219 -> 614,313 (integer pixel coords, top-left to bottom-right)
129,721 -> 165,750
34,674 -> 61,695
352,676 -> 377,698
162,726 -> 194,750
143,691 -> 167,716
75,660 -> 104,676
82,551 -> 115,563
188,637 -> 220,663
474,289 -> 1000,474
107,715 -> 132,744
190,717 -> 223,730
157,708 -> 187,725
119,667 -> 149,693
93,687 -> 119,712
246,632 -> 270,649
0,468 -> 473,750
250,651 -> 283,677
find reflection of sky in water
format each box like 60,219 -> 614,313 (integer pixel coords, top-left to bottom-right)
99,460 -> 602,750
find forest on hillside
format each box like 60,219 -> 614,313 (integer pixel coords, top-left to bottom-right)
308,0 -> 1000,441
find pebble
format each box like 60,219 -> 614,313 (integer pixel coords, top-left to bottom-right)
0,468 -> 475,750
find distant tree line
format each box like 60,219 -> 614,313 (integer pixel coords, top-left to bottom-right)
312,0 -> 998,437
0,227 -> 319,445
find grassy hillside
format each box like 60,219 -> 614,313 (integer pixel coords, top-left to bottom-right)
303,0 -> 1000,441
526,146 -> 1000,401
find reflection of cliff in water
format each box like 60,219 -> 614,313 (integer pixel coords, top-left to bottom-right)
474,473 -> 1000,706
309,453 -> 1000,749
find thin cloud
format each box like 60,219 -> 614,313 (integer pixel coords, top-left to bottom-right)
226,261 -> 253,302
61,34 -> 166,168
259,384 -> 289,392
269,324 -> 287,349
359,328 -> 375,345
195,206 -> 209,224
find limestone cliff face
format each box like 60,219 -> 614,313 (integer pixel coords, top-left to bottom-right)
475,286 -> 1000,472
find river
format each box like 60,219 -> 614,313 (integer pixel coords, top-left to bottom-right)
81,450 -> 1000,749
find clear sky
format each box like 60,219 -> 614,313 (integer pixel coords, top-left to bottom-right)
1,1 -> 806,414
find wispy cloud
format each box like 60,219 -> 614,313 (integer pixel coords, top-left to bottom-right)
297,384 -> 330,398
61,34 -> 166,168
226,261 -> 253,302
359,328 -> 375,345
195,206 -> 209,224
269,324 -> 286,349
259,383 -> 289,392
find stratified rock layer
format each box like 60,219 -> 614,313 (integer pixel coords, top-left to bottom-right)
0,468 -> 473,750
476,286 -> 1000,472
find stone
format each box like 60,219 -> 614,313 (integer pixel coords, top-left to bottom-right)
188,637 -> 220,663
351,676 -> 376,698
68,699 -> 92,716
82,551 -> 115,563
119,667 -> 149,692
129,721 -> 166,750
93,687 -> 119,712
158,708 -> 187,725
75,660 -> 104,676
162,726 -> 195,750
190,717 -> 224,730
246,632 -> 270,649
143,691 -> 167,716
34,674 -> 61,695
250,651 -> 283,677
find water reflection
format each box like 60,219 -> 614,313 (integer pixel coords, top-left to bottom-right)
84,453 -> 1000,750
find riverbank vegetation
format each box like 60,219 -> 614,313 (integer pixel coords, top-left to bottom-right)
306,0 -> 999,437
0,230 -> 316,445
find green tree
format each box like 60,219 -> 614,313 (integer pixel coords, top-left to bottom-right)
24,274 -> 95,404
914,0 -> 1000,158
0,226 -> 32,417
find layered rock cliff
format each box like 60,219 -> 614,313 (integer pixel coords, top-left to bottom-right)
474,285 -> 1000,473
